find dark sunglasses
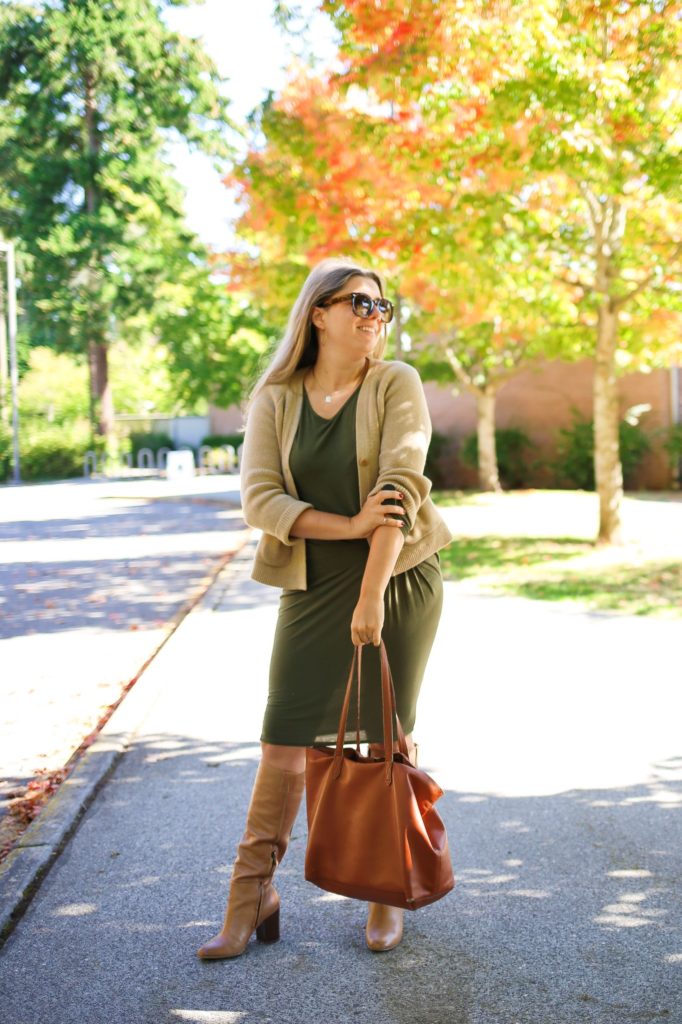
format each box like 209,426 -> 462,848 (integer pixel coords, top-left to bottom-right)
319,291 -> 394,324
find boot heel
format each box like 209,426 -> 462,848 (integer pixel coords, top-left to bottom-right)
256,907 -> 280,943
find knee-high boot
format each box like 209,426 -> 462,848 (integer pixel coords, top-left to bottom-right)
197,759 -> 305,960
365,740 -> 419,952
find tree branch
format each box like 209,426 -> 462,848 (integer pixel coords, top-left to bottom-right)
554,272 -> 593,296
612,240 -> 682,310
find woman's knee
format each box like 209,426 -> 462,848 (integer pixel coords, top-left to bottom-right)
260,741 -> 307,773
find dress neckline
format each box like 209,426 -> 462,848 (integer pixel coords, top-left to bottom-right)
302,359 -> 369,422
303,379 -> 362,422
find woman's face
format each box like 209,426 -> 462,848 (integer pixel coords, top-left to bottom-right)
311,274 -> 385,360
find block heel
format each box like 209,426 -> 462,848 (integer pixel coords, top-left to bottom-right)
256,907 -> 280,943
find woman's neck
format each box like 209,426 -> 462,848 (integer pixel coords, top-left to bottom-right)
310,355 -> 368,392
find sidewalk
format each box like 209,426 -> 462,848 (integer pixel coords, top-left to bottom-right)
0,474 -> 249,855
0,537 -> 681,1023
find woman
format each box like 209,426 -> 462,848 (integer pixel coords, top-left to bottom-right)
197,257 -> 453,960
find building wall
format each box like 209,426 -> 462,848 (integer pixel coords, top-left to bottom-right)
426,360 -> 678,490
209,404 -> 244,437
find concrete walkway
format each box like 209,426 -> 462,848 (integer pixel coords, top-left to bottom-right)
0,538 -> 681,1024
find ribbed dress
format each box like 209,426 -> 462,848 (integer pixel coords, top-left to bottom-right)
260,381 -> 443,747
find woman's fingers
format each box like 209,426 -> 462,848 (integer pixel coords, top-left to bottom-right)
351,628 -> 382,646
375,490 -> 403,506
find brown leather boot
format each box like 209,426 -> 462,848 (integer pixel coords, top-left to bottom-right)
364,739 -> 416,952
366,902 -> 404,952
196,759 -> 305,960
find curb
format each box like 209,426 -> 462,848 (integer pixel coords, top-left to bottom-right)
0,530 -> 256,947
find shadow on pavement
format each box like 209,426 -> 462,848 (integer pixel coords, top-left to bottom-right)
0,734 -> 680,1024
0,494 -> 247,638
0,499 -> 241,543
1,552 -> 235,638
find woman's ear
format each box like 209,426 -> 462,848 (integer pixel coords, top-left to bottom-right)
310,305 -> 326,331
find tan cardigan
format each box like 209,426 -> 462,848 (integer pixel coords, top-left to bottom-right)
240,358 -> 454,590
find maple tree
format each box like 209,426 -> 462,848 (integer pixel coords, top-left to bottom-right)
228,1 -> 681,534
321,0 -> 682,540
227,27 -> 586,493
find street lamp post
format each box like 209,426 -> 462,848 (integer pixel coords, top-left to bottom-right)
0,239 -> 21,484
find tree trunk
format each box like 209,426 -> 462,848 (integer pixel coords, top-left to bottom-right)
0,280 -> 8,425
476,389 -> 501,492
88,339 -> 114,437
594,299 -> 623,544
589,192 -> 626,546
84,69 -> 114,438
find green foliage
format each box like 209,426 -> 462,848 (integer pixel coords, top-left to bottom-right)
19,422 -> 91,481
151,272 -> 276,410
425,430 -> 448,488
18,348 -> 89,424
109,339 -> 176,416
0,0 -> 239,431
201,433 -> 244,450
460,427 -> 537,489
553,409 -> 651,490
0,420 -> 13,482
662,423 -> 682,470
128,432 -> 174,460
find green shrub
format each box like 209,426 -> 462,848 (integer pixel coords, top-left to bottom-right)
425,430 -> 449,488
0,420 -> 13,483
201,432 -> 244,450
460,427 -> 537,489
128,431 -> 175,460
20,423 -> 91,481
553,408 -> 651,490
662,423 -> 682,471
18,348 -> 89,424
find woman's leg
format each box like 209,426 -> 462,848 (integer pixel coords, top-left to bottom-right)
196,743 -> 306,960
261,741 -> 307,772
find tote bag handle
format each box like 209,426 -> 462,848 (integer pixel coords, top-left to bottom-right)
332,641 -> 410,784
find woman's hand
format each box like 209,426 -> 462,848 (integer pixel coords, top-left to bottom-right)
350,489 -> 404,539
351,593 -> 385,647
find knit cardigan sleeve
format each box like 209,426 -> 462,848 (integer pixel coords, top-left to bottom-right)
368,362 -> 433,533
240,386 -> 313,545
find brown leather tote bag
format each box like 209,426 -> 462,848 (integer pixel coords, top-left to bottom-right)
304,641 -> 455,910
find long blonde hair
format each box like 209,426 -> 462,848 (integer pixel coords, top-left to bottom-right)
248,257 -> 389,406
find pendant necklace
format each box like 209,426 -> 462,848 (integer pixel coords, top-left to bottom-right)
312,362 -> 365,404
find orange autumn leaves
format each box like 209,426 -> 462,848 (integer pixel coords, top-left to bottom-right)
225,0 -> 681,370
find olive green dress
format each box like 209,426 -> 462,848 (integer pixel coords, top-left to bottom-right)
261,381 -> 443,747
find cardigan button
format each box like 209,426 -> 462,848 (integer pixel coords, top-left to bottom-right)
359,458 -> 368,466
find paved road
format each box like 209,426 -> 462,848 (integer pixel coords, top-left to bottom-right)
0,539 -> 680,1024
0,476 -> 248,836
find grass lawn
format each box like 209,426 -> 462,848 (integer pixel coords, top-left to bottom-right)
432,489 -> 682,618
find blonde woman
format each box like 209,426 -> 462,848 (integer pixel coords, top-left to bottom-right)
197,257 -> 453,959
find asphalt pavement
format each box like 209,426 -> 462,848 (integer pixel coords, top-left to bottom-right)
1,525 -> 680,1024
0,475 -> 248,839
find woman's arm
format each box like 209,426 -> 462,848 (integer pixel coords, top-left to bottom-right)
367,363 -> 433,531
351,526 -> 405,646
290,488 -> 405,540
242,388 -> 405,544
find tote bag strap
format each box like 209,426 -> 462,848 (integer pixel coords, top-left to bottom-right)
332,641 -> 410,784
379,642 -> 410,762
